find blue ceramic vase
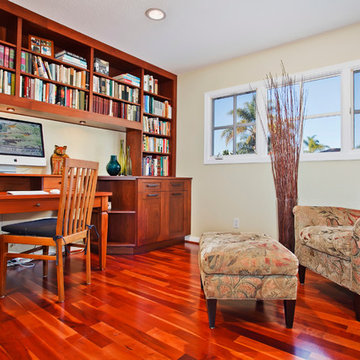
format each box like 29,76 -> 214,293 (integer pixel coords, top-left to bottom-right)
106,155 -> 121,176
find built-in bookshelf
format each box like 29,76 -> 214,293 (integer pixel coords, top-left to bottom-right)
0,1 -> 177,177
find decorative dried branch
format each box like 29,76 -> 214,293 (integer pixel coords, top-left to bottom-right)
266,64 -> 306,251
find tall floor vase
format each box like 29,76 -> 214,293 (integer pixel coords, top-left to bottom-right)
277,197 -> 297,253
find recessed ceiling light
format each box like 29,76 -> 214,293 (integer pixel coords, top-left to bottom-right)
145,8 -> 166,21
79,120 -> 86,125
6,107 -> 15,112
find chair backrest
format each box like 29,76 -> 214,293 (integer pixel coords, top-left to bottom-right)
56,158 -> 99,237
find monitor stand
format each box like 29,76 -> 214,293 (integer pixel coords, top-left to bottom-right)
0,165 -> 16,174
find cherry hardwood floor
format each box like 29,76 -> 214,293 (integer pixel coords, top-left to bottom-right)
1,242 -> 360,359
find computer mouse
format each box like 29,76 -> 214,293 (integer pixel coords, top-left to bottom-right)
49,189 -> 61,194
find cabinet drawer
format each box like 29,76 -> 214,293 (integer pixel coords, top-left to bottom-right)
141,191 -> 161,200
43,177 -> 62,190
167,181 -> 185,191
139,180 -> 162,192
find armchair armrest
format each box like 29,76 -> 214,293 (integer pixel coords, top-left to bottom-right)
293,206 -> 360,255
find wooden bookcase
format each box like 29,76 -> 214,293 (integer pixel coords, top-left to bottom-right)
0,0 -> 177,177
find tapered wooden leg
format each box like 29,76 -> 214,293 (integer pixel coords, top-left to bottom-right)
284,300 -> 296,328
353,293 -> 360,321
298,265 -> 306,284
200,275 -> 203,291
56,240 -> 65,302
43,246 -> 49,278
207,299 -> 217,329
0,240 -> 8,298
85,234 -> 91,285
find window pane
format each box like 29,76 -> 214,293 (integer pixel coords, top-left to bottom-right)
304,76 -> 341,116
303,116 -> 341,153
213,96 -> 233,127
354,71 -> 360,110
236,92 -> 256,125
236,125 -> 255,154
354,113 -> 360,149
213,128 -> 233,156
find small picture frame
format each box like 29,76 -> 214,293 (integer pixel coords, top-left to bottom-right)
29,35 -> 54,57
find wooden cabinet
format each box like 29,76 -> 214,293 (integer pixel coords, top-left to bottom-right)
0,1 -> 177,177
97,176 -> 191,254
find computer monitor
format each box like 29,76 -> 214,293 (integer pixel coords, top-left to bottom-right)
0,117 -> 46,167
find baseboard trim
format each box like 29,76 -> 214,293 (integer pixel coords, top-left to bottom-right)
185,235 -> 200,244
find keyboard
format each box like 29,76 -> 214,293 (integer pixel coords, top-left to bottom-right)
7,190 -> 49,195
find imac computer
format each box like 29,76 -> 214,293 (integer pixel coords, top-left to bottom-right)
0,117 -> 46,168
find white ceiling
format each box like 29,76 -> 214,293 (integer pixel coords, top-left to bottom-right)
9,0 -> 360,74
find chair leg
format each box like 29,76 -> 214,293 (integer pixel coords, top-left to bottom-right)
55,240 -> 65,302
353,293 -> 360,321
200,275 -> 203,291
207,299 -> 217,329
298,265 -> 306,284
85,234 -> 91,285
0,241 -> 8,298
284,300 -> 296,328
43,246 -> 49,278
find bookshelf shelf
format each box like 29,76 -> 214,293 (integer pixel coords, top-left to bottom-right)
143,151 -> 171,156
143,90 -> 171,102
21,48 -> 90,73
143,131 -> 170,139
0,65 -> 15,72
0,39 -> 15,47
21,72 -> 90,92
0,0 -> 177,177
92,91 -> 139,106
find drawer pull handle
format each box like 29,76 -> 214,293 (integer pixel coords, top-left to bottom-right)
147,194 -> 159,197
146,184 -> 160,188
171,183 -> 182,187
172,193 -> 182,196
34,203 -> 41,207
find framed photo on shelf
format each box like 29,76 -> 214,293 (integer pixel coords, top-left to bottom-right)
29,35 -> 54,57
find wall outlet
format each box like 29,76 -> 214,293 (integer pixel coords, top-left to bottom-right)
233,217 -> 239,229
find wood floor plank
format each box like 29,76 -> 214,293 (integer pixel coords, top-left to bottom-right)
1,243 -> 360,359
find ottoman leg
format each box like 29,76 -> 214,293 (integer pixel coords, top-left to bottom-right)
298,265 -> 306,284
284,300 -> 296,328
206,299 -> 217,329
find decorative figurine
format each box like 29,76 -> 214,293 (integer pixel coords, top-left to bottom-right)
50,145 -> 69,175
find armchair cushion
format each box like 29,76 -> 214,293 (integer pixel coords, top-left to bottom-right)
300,225 -> 353,260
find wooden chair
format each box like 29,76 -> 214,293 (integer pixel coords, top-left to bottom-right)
0,158 -> 99,302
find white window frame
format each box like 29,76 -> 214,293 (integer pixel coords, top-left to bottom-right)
204,60 -> 360,164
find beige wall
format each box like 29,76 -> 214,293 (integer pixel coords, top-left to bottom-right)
177,23 -> 360,240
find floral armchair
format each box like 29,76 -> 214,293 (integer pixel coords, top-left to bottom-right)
293,205 -> 360,320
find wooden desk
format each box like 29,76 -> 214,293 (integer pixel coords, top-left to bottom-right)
0,191 -> 111,270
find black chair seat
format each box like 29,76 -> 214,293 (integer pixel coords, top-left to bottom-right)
2,218 -> 57,237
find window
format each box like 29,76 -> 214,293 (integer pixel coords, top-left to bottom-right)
354,70 -> 360,149
204,60 -> 360,164
212,91 -> 256,156
302,76 -> 341,153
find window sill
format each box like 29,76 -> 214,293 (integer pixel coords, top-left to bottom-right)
204,150 -> 360,165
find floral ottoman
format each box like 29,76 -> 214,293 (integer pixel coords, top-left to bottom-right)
198,232 -> 299,328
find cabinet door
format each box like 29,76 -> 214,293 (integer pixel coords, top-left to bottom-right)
168,191 -> 186,238
138,192 -> 162,246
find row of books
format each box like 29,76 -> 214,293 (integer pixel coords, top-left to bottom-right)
143,135 -> 170,154
144,96 -> 172,119
142,155 -> 169,177
55,50 -> 87,69
20,75 -> 88,110
93,76 -> 139,103
0,45 -> 15,69
92,95 -> 140,121
0,70 -> 15,95
143,116 -> 171,136
113,73 -> 140,87
21,52 -> 89,89
143,74 -> 158,94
